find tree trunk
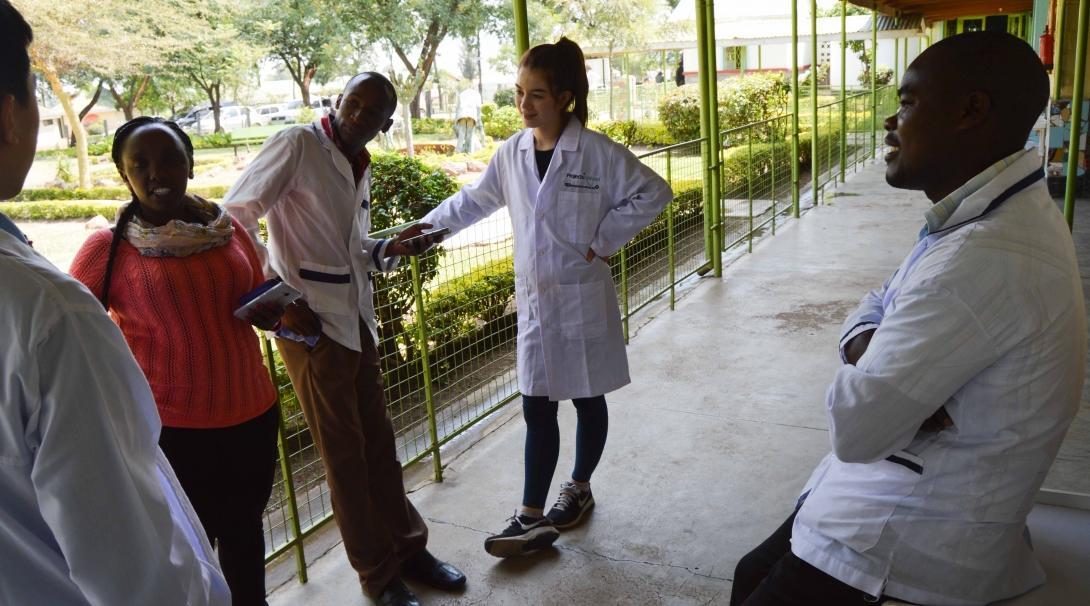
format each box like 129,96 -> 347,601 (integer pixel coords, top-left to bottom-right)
212,82 -> 223,133
40,64 -> 90,188
476,31 -> 484,97
301,66 -> 317,106
402,101 -> 415,158
71,80 -> 104,147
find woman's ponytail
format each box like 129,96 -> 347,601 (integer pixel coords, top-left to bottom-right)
520,36 -> 590,124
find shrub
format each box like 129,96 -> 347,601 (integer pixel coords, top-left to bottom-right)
858,67 -> 894,87
482,104 -> 522,140
593,120 -> 676,147
55,156 -> 76,186
659,73 -> 790,143
296,106 -> 316,125
191,131 -> 233,149
11,185 -> 229,203
368,153 -> 459,384
492,87 -> 516,107
0,200 -> 123,221
412,117 -> 454,135
417,255 -> 516,372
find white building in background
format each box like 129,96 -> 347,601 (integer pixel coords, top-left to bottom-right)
582,0 -> 927,91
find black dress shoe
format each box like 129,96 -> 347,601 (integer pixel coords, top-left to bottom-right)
377,577 -> 420,606
402,549 -> 467,591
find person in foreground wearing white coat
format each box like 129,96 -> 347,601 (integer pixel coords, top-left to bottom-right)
420,37 -> 673,558
0,3 -> 230,605
730,32 -> 1085,606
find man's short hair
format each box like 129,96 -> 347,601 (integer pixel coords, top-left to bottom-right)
0,0 -> 33,106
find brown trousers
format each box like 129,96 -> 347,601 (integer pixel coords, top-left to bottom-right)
277,321 -> 427,597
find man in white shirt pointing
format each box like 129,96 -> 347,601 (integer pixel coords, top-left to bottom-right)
0,2 -> 230,604
731,31 -> 1085,606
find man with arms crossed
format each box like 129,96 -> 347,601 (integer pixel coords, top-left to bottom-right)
0,2 -> 230,604
731,32 -> 1085,606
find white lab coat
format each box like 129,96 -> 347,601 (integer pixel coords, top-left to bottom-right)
422,118 -> 672,400
223,121 -> 398,352
792,151 -> 1086,605
0,227 -> 229,606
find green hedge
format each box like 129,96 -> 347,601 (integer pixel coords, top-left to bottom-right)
11,185 -> 229,203
413,117 -> 454,135
481,104 -> 522,140
659,73 -> 790,143
0,200 -> 123,221
592,120 -> 676,147
421,256 -> 516,353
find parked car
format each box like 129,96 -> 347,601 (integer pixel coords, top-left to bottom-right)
270,99 -> 306,124
188,105 -> 251,134
252,104 -> 284,126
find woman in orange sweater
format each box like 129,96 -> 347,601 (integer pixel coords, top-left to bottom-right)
71,117 -> 281,605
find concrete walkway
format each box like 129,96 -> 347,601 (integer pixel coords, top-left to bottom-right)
267,162 -> 1090,606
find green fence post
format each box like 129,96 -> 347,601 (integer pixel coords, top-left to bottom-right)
620,246 -> 630,342
512,0 -> 529,59
840,0 -> 847,183
262,336 -> 307,584
706,0 -> 723,277
667,149 -> 676,310
695,0 -> 713,267
409,256 -> 443,482
871,7 -> 878,160
1064,0 -> 1089,229
771,121 -> 778,235
791,0 -> 801,218
810,0 -> 819,204
747,126 -> 755,252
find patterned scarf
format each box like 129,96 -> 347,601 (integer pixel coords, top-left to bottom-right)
122,196 -> 234,257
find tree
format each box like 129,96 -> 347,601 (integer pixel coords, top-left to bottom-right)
552,0 -> 662,57
240,0 -> 348,106
171,5 -> 263,133
14,0 -> 212,187
341,0 -> 506,118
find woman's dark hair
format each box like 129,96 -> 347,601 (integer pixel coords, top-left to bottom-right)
0,0 -> 34,106
520,36 -> 589,125
100,117 -> 194,309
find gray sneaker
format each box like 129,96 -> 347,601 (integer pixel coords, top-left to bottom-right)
546,481 -> 595,529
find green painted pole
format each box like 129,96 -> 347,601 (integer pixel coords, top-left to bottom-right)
621,247 -> 630,341
840,0 -> 847,182
871,8 -> 878,160
811,0 -> 819,202
894,37 -> 900,87
695,0 -> 714,262
791,0 -> 801,217
747,127 -> 754,251
512,0 -> 529,59
667,149 -> 675,309
772,122 -> 778,234
409,256 -> 443,482
1064,0 -> 1089,229
758,45 -> 763,70
1055,0 -> 1068,100
706,0 -> 723,276
903,33 -> 908,75
262,337 -> 308,583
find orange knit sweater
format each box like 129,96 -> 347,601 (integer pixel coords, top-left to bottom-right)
70,219 -> 277,429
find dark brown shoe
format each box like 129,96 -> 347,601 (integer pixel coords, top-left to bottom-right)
377,577 -> 420,606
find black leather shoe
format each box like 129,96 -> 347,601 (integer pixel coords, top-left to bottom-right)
377,577 -> 420,606
402,549 -> 467,591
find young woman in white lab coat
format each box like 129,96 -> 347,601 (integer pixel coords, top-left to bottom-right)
421,37 -> 673,557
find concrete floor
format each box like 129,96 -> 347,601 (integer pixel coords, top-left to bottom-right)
267,162 -> 1090,606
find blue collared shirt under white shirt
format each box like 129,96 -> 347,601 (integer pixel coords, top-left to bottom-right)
791,150 -> 1086,605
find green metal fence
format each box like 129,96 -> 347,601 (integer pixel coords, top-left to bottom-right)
258,86 -> 896,579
